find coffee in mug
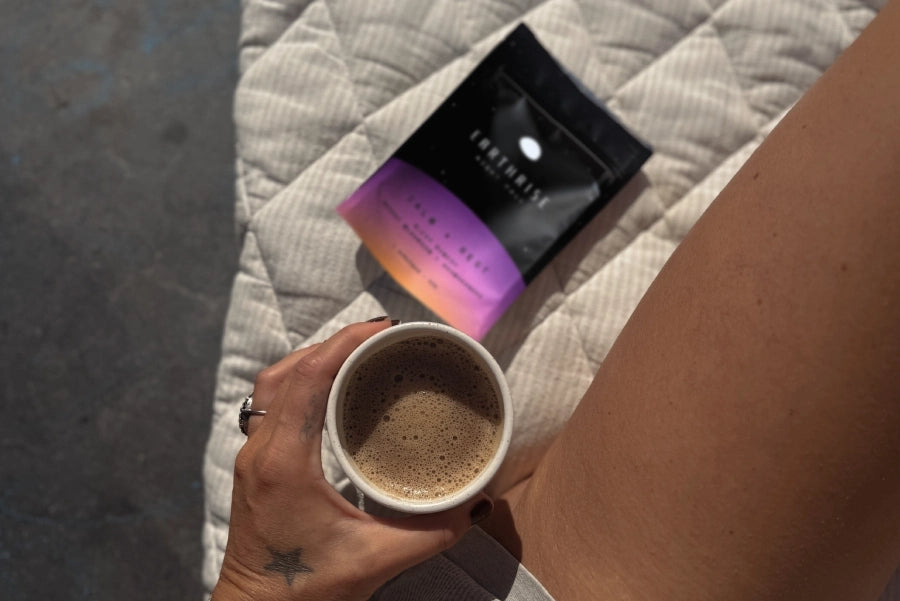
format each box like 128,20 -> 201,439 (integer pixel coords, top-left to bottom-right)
327,322 -> 512,513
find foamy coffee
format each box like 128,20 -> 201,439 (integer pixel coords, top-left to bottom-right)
340,336 -> 502,501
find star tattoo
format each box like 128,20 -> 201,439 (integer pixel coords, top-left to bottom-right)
264,546 -> 313,586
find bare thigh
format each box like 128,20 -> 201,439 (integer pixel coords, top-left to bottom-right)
484,4 -> 900,601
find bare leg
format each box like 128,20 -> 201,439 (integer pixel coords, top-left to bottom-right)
483,3 -> 900,600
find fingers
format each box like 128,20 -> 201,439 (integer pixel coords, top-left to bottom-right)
244,344 -> 321,437
368,494 -> 494,576
256,321 -> 392,453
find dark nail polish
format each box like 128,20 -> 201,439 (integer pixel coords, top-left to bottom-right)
390,319 -> 401,326
470,499 -> 493,526
367,316 -> 389,322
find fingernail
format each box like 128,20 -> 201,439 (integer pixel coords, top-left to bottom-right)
390,319 -> 401,326
470,499 -> 493,526
367,316 -> 389,322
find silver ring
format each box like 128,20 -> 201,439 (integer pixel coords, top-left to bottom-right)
239,394 -> 266,436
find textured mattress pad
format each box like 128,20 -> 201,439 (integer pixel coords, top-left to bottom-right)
202,0 -> 889,594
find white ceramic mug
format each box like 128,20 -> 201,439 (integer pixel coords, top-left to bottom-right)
326,322 -> 513,514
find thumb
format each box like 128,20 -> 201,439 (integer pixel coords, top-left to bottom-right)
368,494 -> 494,576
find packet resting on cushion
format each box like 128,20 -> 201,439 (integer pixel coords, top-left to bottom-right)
338,24 -> 651,339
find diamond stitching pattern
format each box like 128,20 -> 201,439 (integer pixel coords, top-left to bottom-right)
203,2 -> 884,590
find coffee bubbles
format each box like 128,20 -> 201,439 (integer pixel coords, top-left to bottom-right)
340,336 -> 502,501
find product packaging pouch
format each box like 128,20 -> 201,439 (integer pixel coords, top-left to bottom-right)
338,24 -> 652,340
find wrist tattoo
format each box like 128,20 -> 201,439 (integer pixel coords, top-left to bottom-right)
264,546 -> 313,586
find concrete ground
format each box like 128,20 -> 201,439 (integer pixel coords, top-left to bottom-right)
1,1 -> 240,599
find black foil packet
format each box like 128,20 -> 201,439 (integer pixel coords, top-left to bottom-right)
339,24 -> 651,339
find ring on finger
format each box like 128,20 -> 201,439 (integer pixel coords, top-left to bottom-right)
238,394 -> 267,436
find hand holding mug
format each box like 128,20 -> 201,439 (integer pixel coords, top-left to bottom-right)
214,320 -> 493,601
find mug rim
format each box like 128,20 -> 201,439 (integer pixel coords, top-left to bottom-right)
325,321 -> 513,514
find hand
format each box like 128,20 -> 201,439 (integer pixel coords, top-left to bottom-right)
213,320 -> 493,601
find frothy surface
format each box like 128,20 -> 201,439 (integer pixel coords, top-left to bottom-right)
341,336 -> 502,501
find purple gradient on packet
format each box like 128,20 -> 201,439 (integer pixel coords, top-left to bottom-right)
338,158 -> 525,339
